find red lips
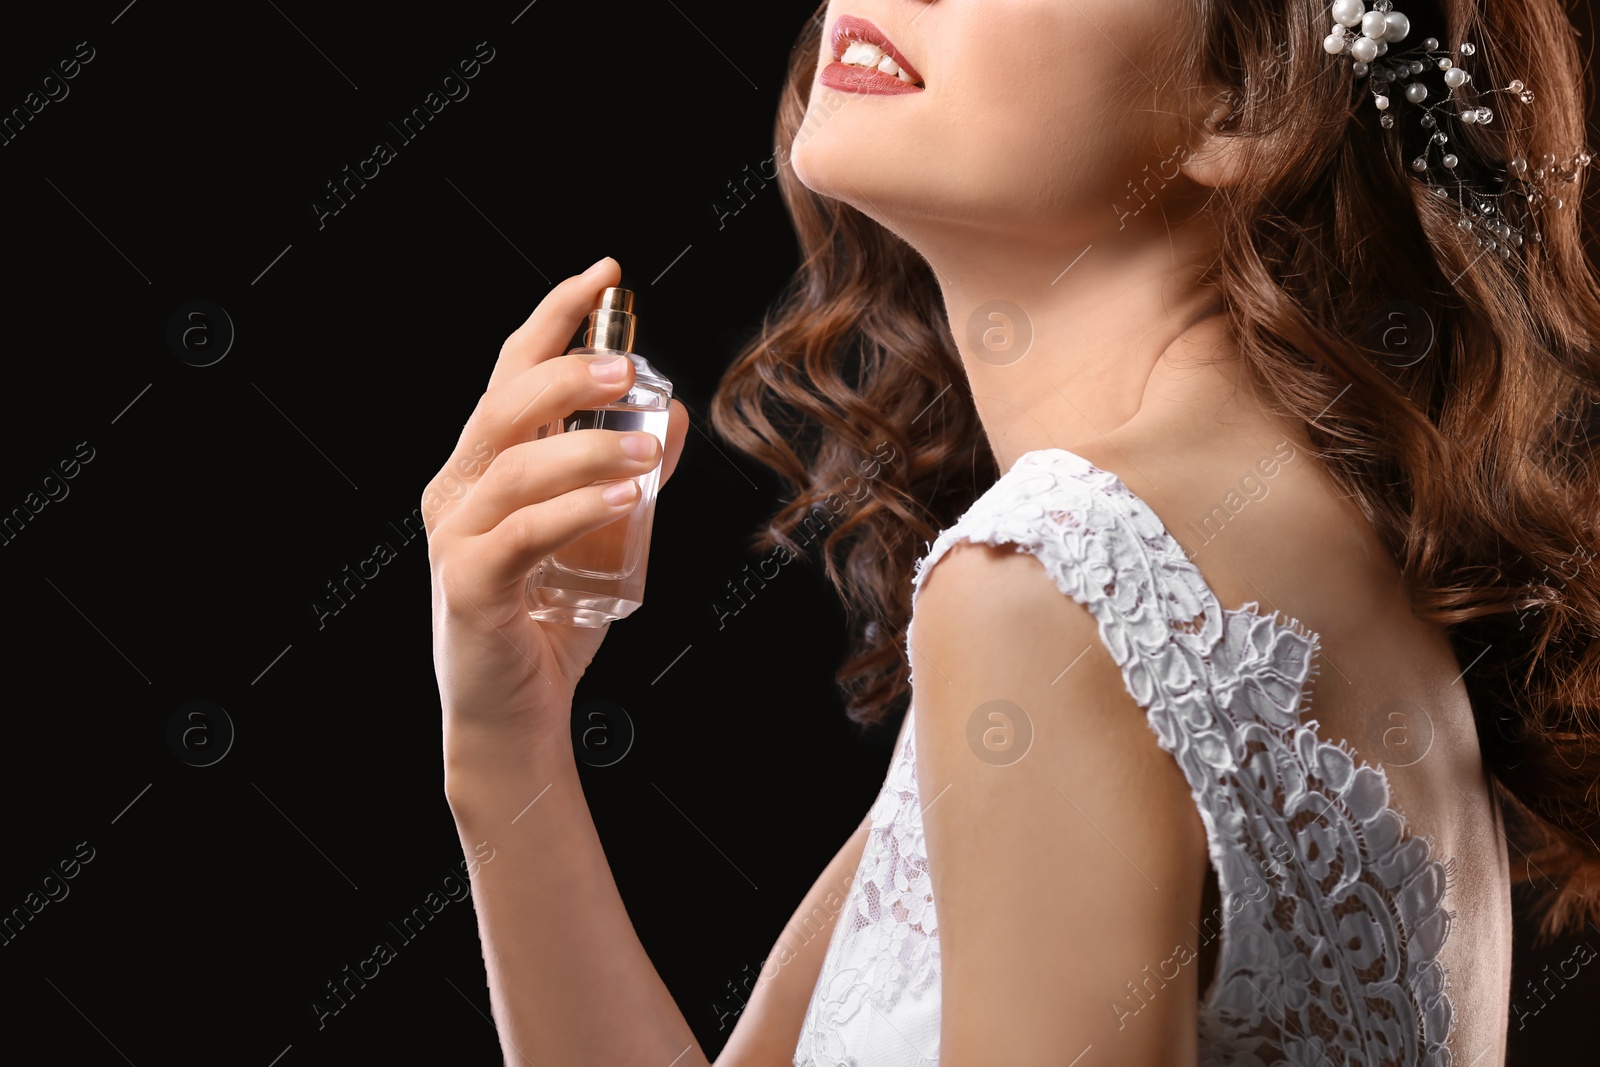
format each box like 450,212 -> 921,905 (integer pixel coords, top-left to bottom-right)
823,13 -> 925,94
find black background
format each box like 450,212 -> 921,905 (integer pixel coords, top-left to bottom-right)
1,2 -> 1594,1064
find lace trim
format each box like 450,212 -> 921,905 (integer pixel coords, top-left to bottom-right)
794,446 -> 1457,1067
903,448 -> 1457,1065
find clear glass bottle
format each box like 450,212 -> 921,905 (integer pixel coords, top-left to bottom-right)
525,286 -> 672,626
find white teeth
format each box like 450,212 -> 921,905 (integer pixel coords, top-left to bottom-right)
839,38 -> 920,83
841,39 -> 886,68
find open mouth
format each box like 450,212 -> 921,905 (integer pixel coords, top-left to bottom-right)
822,14 -> 925,94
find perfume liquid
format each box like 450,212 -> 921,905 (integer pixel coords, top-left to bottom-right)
525,287 -> 673,626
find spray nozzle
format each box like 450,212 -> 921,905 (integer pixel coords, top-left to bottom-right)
585,286 -> 637,352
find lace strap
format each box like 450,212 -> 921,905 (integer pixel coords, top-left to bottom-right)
907,448 -> 1287,760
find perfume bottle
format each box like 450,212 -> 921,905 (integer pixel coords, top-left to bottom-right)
525,286 -> 673,626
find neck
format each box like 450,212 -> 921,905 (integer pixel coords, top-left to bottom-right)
905,206 -> 1239,474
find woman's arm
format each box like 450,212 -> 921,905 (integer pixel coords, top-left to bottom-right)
909,541 -> 1210,1065
446,722 -> 713,1067
427,256 -> 710,1065
445,714 -> 892,1067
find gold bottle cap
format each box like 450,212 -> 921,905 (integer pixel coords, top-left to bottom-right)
585,287 -> 637,352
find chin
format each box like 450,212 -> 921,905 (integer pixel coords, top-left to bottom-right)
790,126 -> 905,218
787,98 -> 847,196
786,111 -> 1055,237
788,88 -> 901,193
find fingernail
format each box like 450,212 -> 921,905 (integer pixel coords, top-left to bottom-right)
602,480 -> 638,506
583,256 -> 610,277
620,433 -> 657,460
590,356 -> 627,381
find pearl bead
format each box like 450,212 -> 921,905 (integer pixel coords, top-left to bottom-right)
1443,153 -> 1459,168
1384,12 -> 1410,42
1324,33 -> 1346,55
1424,37 -> 1440,50
1331,24 -> 1348,38
1406,82 -> 1428,103
1332,0 -> 1365,28
1461,109 -> 1478,124
1375,94 -> 1390,109
1376,39 -> 1388,55
1509,79 -> 1525,92
1458,217 -> 1473,231
1362,10 -> 1388,37
1509,155 -> 1528,175
1444,67 -> 1467,87
1412,157 -> 1428,171
1351,36 -> 1379,62
1352,61 -> 1370,76
1438,57 -> 1452,69
1410,60 -> 1425,74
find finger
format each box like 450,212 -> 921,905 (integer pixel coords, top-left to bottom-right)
474,479 -> 646,594
465,350 -> 637,477
487,256 -> 623,392
424,351 -> 638,529
444,428 -> 662,537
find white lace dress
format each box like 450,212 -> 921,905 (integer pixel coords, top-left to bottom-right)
792,447 -> 1456,1067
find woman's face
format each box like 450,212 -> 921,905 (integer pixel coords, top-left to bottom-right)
789,1 -> 1198,241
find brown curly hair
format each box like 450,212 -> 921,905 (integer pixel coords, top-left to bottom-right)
709,0 -> 1600,943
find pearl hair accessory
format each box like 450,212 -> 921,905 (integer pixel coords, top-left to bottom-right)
1323,0 -> 1593,259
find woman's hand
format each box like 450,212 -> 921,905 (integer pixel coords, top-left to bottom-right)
422,256 -> 688,760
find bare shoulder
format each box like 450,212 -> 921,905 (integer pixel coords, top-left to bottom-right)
909,537 -> 1209,1061
910,536 -> 1204,827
